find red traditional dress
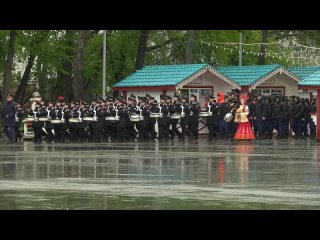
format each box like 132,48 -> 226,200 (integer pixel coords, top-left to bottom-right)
234,105 -> 255,140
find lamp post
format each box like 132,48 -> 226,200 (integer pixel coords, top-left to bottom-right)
102,30 -> 106,99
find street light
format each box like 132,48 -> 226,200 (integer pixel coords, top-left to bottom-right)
102,30 -> 106,99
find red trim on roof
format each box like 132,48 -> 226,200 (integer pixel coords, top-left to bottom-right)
113,86 -> 176,91
298,85 -> 320,90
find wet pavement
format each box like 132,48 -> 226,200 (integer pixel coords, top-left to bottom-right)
0,138 -> 320,209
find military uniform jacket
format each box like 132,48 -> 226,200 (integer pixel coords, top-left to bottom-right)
189,101 -> 200,123
180,103 -> 191,125
158,103 -> 169,126
92,106 -> 105,129
207,102 -> 219,125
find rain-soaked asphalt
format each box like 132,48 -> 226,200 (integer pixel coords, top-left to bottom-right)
0,137 -> 320,209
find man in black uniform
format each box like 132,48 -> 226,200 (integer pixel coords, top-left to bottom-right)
126,97 -> 138,141
44,101 -> 55,143
272,96 -> 285,139
218,96 -> 230,139
189,94 -> 200,140
137,97 -> 151,141
158,95 -> 169,141
253,94 -> 267,139
207,95 -> 219,141
91,100 -> 104,142
68,101 -> 80,142
165,95 -> 173,139
31,101 -> 43,143
14,103 -> 26,142
114,98 -> 129,142
146,94 -> 158,140
104,97 -> 116,141
282,96 -> 291,139
227,93 -> 239,139
168,92 -> 182,140
180,95 -> 190,141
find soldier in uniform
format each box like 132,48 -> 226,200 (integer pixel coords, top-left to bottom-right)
137,97 -> 151,141
253,94 -> 267,139
78,100 -> 90,142
218,96 -> 230,139
168,93 -> 182,140
165,95 -> 173,139
44,101 -> 55,143
227,93 -> 239,139
189,94 -> 200,140
146,94 -> 158,140
158,95 -> 169,141
92,100 -> 105,142
114,98 -> 129,142
282,96 -> 291,139
31,101 -> 43,143
68,101 -> 80,142
272,96 -> 285,139
207,95 -> 219,141
14,103 -> 26,142
52,100 -> 64,142
104,97 -> 116,141
126,96 -> 138,141
180,95 -> 190,141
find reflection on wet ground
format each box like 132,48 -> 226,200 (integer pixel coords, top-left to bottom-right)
0,138 -> 320,209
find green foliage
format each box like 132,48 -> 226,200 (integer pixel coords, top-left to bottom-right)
1,30 -> 320,98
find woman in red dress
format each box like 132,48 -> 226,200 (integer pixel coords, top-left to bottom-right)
234,94 -> 255,140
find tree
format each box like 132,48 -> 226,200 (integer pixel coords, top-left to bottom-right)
135,30 -> 149,70
185,30 -> 195,63
72,30 -> 90,100
257,30 -> 268,65
2,30 -> 16,103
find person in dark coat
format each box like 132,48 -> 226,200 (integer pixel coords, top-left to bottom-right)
31,101 -> 43,143
168,93 -> 182,140
158,95 -> 169,141
14,103 -> 26,142
2,94 -> 17,143
207,95 -> 219,141
282,96 -> 291,139
189,94 -> 200,140
253,94 -> 267,139
301,98 -> 311,138
147,95 -> 158,141
272,96 -> 285,139
180,95 -> 190,141
291,97 -> 304,139
218,96 -> 230,139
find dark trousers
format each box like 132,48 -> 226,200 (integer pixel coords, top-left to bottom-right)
93,128 -> 102,142
158,125 -> 169,140
170,123 -> 182,139
189,122 -> 199,139
33,126 -> 42,142
228,121 -> 238,138
283,119 -> 290,136
4,125 -> 15,143
78,128 -> 89,142
273,118 -> 283,137
116,127 -> 124,141
292,118 -> 302,137
45,128 -> 54,142
301,118 -> 310,137
89,123 -> 94,141
104,124 -> 115,140
208,124 -> 218,140
218,119 -> 229,138
15,124 -> 22,141
254,117 -> 264,136
310,119 -> 316,137
148,123 -> 157,140
180,123 -> 189,140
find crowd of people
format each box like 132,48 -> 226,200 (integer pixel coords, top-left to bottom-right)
0,91 -> 317,144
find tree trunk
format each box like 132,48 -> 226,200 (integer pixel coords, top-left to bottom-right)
61,30 -> 75,102
135,30 -> 149,70
72,30 -> 89,100
2,30 -> 16,103
185,30 -> 196,64
257,30 -> 269,65
14,54 -> 36,103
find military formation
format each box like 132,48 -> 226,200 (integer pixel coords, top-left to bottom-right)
9,91 -> 317,143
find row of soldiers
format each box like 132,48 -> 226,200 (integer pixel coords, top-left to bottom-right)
21,93 -> 202,143
16,92 -> 317,143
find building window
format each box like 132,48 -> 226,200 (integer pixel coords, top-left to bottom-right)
181,88 -> 212,110
256,87 -> 284,96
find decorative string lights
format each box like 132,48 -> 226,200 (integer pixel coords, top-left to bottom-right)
199,40 -> 320,66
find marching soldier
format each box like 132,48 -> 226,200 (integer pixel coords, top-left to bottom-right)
44,101 -> 55,143
169,92 -> 182,140
146,94 -> 158,140
158,95 -> 169,140
206,95 -> 219,141
218,96 -> 230,139
165,95 -> 173,139
137,97 -> 151,141
31,101 -> 43,143
126,96 -> 138,140
180,95 -> 190,141
14,103 -> 26,142
114,98 -> 129,142
189,94 -> 200,140
91,100 -> 105,142
104,97 -> 116,141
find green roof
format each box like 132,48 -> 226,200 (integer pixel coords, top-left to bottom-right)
298,70 -> 320,86
113,64 -> 210,88
287,66 -> 320,80
215,64 -> 281,86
